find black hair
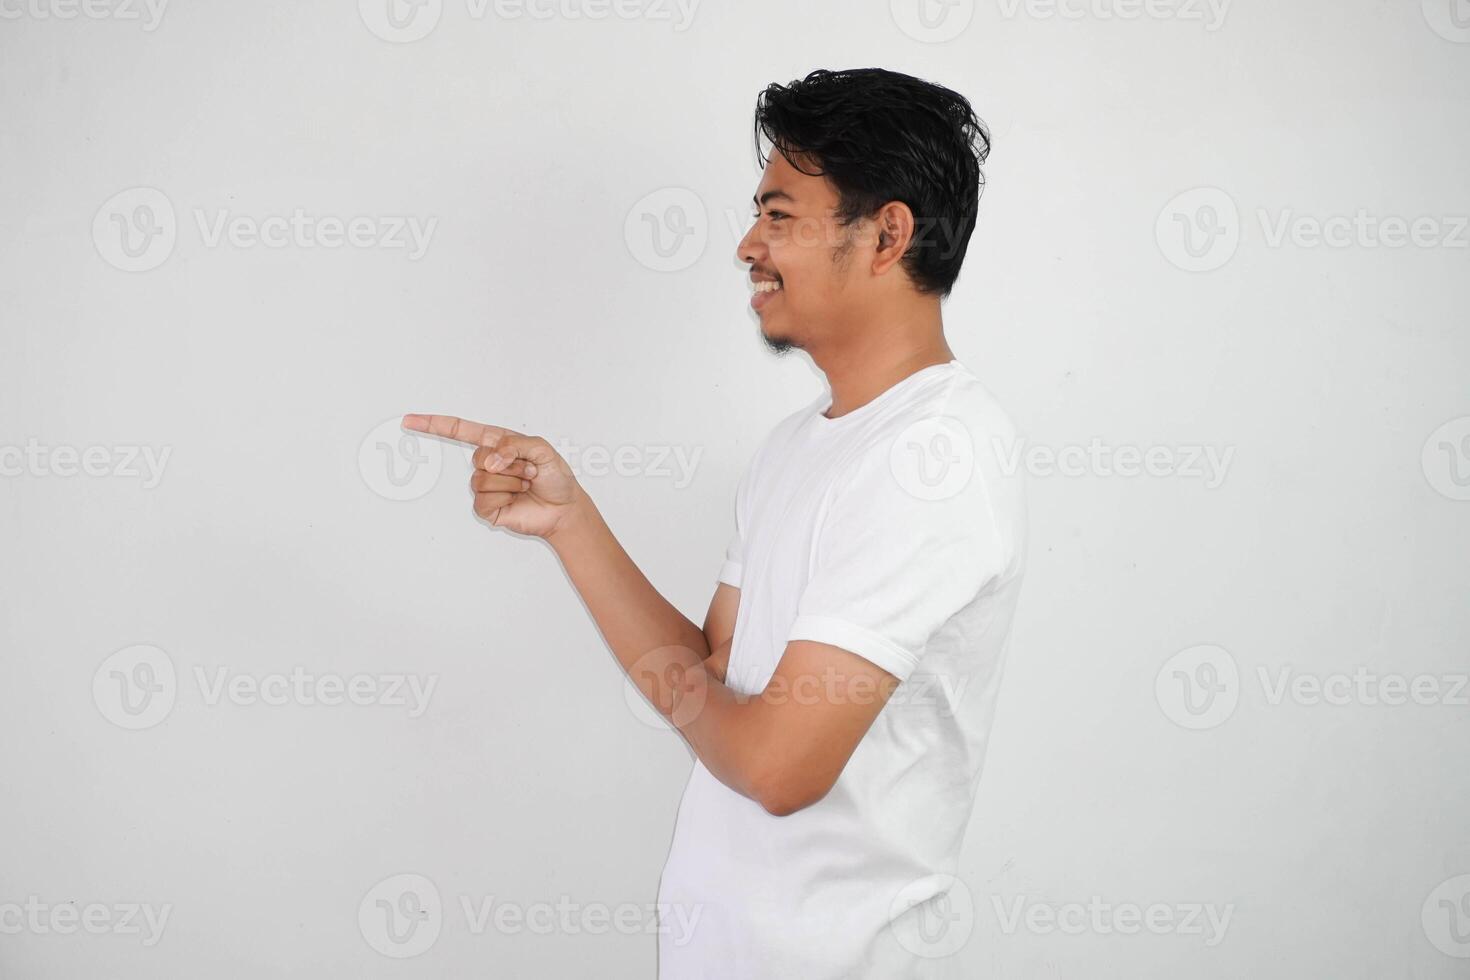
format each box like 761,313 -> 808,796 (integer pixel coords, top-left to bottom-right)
752,67 -> 990,298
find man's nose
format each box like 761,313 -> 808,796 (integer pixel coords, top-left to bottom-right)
738,222 -> 766,268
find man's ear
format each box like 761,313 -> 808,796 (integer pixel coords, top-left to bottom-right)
871,201 -> 915,276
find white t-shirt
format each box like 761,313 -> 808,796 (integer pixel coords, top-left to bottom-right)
656,360 -> 1028,979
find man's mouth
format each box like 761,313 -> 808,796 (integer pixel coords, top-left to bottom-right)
751,278 -> 782,311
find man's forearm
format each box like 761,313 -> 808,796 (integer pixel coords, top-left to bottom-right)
547,491 -> 713,685
546,493 -> 779,804
397,413 -> 832,814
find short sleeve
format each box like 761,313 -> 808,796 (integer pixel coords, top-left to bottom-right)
786,444 -> 1006,681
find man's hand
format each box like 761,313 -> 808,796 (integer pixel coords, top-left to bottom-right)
401,414 -> 584,538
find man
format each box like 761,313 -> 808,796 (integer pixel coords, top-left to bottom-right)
404,68 -> 1026,978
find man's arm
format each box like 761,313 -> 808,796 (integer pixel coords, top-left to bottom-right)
549,500 -> 897,815
402,414 -> 896,814
402,413 -> 724,663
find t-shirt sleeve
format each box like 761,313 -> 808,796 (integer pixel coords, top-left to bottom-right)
786,443 -> 1007,681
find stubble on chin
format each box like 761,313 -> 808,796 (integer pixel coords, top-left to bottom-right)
760,326 -> 796,356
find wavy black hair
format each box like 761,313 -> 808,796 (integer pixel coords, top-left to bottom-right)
753,68 -> 990,298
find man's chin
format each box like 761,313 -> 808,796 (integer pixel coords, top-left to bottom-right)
760,323 -> 800,356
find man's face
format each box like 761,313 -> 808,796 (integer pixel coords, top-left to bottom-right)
738,149 -> 872,354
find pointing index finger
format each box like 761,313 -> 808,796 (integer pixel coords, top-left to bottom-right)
401,414 -> 511,448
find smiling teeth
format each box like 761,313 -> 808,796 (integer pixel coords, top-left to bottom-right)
754,281 -> 783,293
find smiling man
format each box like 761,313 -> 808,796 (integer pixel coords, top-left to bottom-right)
404,68 -> 1027,978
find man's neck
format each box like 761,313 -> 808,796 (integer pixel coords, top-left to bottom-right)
811,304 -> 954,419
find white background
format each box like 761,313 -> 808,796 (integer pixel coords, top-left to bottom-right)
1,0 -> 1468,976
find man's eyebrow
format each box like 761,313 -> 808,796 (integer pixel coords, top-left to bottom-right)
753,189 -> 795,208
